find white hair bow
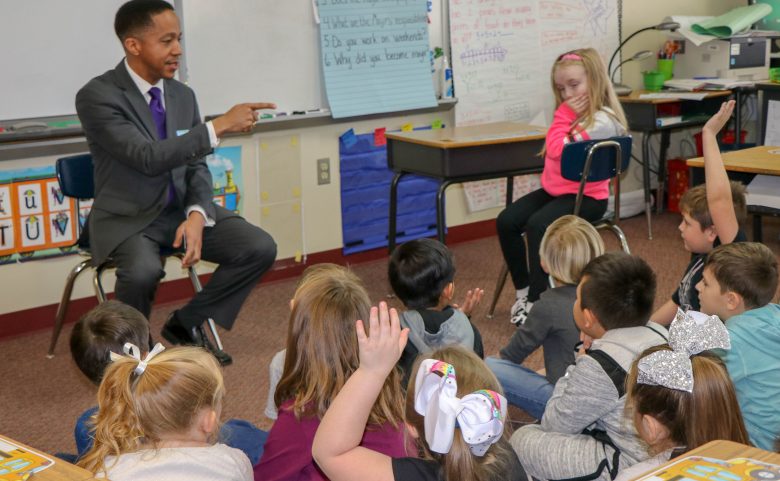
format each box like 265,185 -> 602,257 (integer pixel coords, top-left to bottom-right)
109,342 -> 166,376
414,359 -> 507,456
637,309 -> 730,392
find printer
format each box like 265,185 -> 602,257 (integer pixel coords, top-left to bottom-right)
673,37 -> 770,81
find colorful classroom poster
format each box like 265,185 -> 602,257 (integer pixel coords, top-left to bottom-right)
0,147 -> 243,266
207,146 -> 244,215
0,166 -> 80,265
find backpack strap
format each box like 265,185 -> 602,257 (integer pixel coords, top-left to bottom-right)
587,349 -> 627,398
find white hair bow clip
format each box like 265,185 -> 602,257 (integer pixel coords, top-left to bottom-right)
637,309 -> 730,392
109,342 -> 166,376
414,359 -> 507,457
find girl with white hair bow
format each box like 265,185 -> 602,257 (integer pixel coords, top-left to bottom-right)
312,302 -> 527,481
615,309 -> 750,481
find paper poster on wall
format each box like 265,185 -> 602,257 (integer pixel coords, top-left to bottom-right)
764,100 -> 780,146
207,146 -> 244,214
319,0 -> 437,118
462,175 -> 542,212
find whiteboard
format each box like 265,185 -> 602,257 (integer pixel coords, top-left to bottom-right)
179,0 -> 327,116
179,0 -> 447,117
450,0 -> 621,126
0,0 -> 126,121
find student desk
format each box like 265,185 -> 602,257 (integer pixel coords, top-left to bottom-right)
385,122 -> 546,252
0,434 -> 95,480
633,440 -> 780,480
687,145 -> 780,241
619,90 -> 731,239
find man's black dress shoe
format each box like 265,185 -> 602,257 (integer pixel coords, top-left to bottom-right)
161,312 -> 205,347
161,312 -> 232,366
198,329 -> 233,366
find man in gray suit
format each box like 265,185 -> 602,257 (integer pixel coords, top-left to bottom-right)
76,0 -> 277,364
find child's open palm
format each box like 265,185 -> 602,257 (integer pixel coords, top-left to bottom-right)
356,302 -> 409,377
703,100 -> 735,136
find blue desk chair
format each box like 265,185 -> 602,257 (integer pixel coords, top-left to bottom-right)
487,136 -> 633,318
47,154 -> 224,357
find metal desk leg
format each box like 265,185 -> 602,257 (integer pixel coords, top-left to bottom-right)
388,172 -> 405,254
657,130 -> 671,214
505,175 -> 514,206
642,133 -> 653,239
436,180 -> 454,244
734,90 -> 742,150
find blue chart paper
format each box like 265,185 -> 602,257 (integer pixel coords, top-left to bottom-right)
319,0 -> 437,118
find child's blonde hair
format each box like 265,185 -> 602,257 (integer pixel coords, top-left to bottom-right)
551,47 -> 628,131
78,346 -> 224,475
275,264 -> 404,426
626,345 -> 749,453
406,346 -> 514,481
540,215 -> 605,285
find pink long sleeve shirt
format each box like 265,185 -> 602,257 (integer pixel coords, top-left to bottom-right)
540,103 -> 626,200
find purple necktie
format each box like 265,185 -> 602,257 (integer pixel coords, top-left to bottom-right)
149,87 -> 175,206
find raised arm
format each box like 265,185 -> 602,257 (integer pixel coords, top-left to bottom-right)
312,302 -> 408,481
701,100 -> 739,244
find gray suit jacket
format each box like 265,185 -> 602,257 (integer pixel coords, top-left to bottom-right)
76,61 -> 226,264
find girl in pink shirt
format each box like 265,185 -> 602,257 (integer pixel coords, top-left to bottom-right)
497,48 -> 627,325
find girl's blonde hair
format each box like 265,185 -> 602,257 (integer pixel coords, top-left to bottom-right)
626,345 -> 749,453
406,346 -> 515,481
275,264 -> 404,426
78,346 -> 224,475
551,48 -> 628,131
540,215 -> 605,285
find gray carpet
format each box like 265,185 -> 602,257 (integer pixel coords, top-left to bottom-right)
1,211 -> 778,456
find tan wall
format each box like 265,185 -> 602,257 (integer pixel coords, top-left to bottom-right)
0,0 -> 746,315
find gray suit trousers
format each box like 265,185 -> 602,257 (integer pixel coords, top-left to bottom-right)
111,204 -> 276,330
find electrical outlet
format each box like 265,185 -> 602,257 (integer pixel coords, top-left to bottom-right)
317,157 -> 330,185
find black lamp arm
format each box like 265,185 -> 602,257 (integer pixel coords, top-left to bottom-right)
607,26 -> 655,78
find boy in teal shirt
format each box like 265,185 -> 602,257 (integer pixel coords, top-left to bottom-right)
696,242 -> 780,450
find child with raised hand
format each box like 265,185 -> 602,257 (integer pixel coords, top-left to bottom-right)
313,303 -> 526,481
652,100 -> 747,324
615,309 -> 749,481
78,344 -> 252,481
256,266 -> 407,481
488,215 -> 604,414
497,47 -> 627,325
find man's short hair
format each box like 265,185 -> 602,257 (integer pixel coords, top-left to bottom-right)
705,242 -> 779,309
580,252 -> 656,330
678,181 -> 747,231
115,0 -> 174,41
70,300 -> 150,385
388,238 -> 455,310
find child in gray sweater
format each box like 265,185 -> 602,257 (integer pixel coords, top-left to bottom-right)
511,252 -> 668,481
389,238 -> 484,387
488,216 -> 605,418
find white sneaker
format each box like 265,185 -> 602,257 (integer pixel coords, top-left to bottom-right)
510,296 -> 533,325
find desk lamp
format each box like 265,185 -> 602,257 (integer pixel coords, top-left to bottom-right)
608,21 -> 680,96
610,50 -> 654,96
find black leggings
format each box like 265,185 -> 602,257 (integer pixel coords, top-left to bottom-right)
496,188 -> 607,302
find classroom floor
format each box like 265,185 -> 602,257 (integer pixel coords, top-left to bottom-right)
1,211 -> 779,456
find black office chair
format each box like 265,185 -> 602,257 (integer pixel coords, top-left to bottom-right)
487,136 -> 633,318
47,154 -> 224,357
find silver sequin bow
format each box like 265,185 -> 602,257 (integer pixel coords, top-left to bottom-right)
637,309 -> 730,392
